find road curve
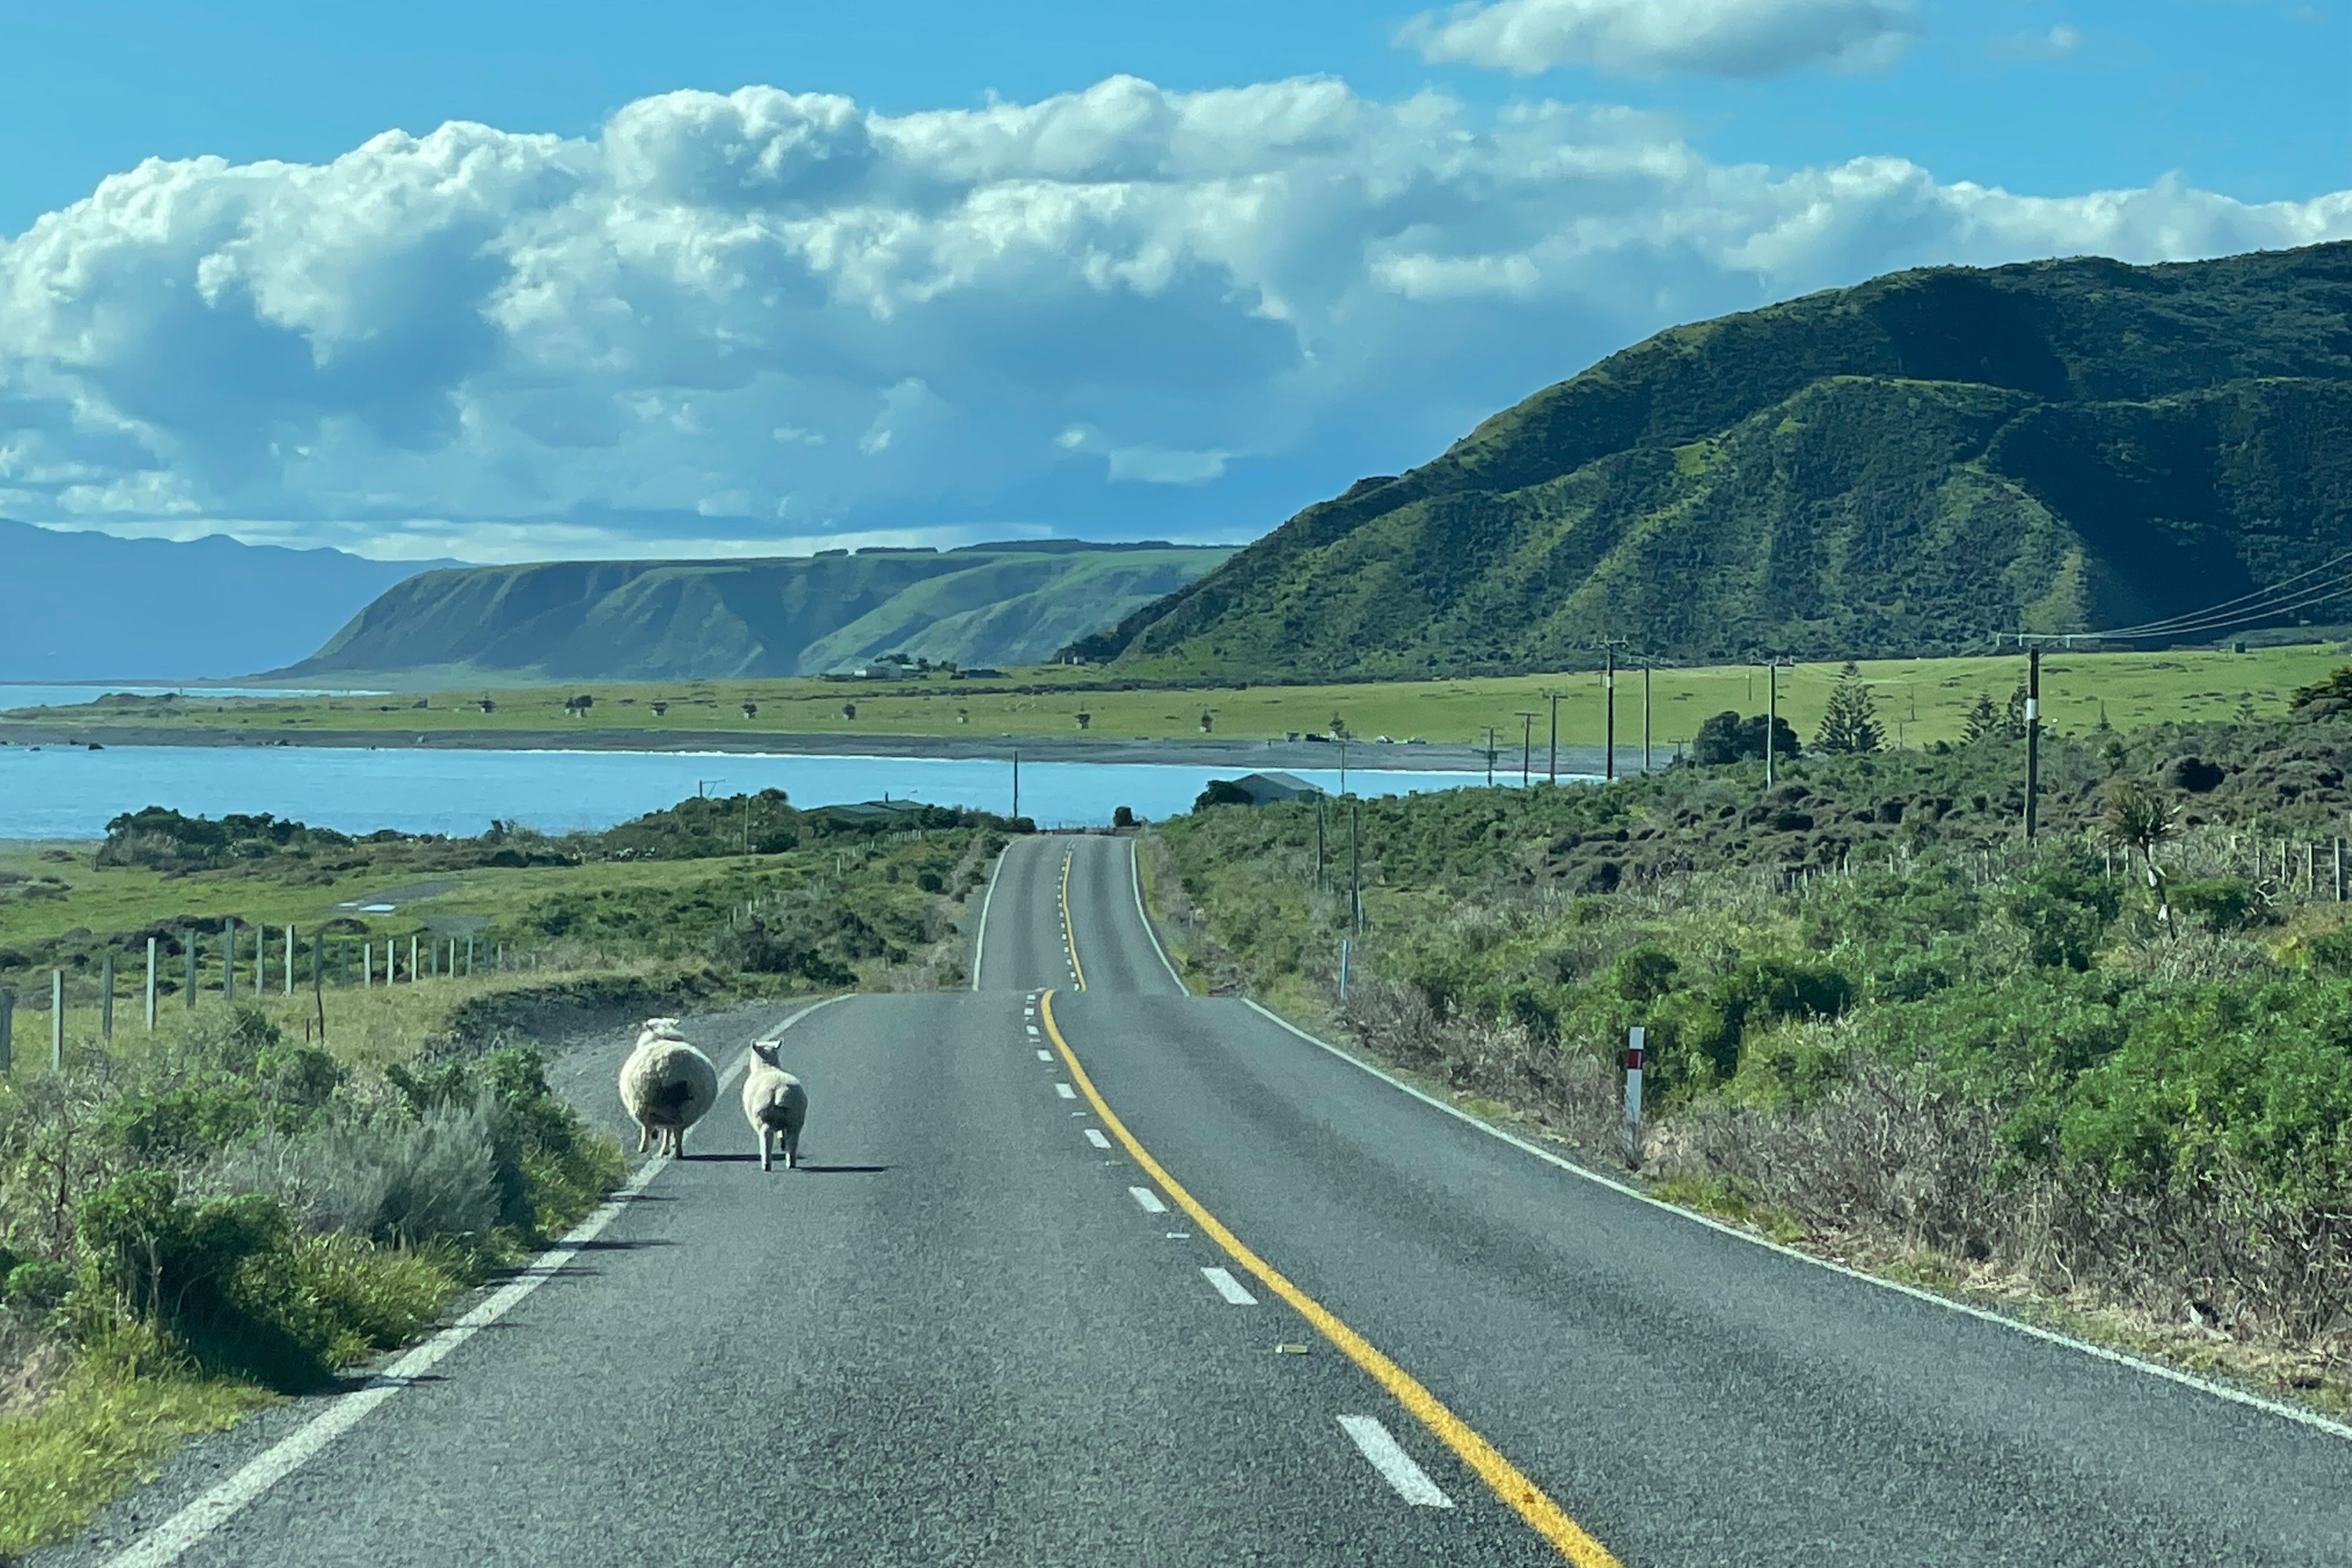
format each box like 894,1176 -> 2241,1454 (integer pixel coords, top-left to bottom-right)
58,832 -> 2352,1566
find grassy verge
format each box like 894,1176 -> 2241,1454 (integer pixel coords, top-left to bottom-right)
1144,700 -> 2352,1416
7,642 -> 2350,751
0,1351 -> 270,1558
0,794 -> 1018,1559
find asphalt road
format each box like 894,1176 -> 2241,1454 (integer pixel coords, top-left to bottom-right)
57,833 -> 2352,1566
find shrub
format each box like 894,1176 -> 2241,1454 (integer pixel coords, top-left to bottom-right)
1995,856 -> 2119,970
1193,779 -> 1254,810
2171,876 -> 2263,932
74,1172 -> 325,1388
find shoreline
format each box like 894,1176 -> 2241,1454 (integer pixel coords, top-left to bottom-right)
0,720 -> 1642,776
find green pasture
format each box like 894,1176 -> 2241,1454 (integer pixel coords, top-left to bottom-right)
6,644 -> 2347,753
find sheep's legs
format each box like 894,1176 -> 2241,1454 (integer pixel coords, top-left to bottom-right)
757,1127 -> 772,1172
635,1123 -> 650,1153
784,1128 -> 800,1170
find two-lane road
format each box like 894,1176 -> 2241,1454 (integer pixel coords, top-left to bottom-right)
63,833 -> 2352,1566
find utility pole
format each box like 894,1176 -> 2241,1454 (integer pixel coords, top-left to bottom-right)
1597,639 -> 1629,782
1011,750 -> 1021,820
2024,642 -> 2043,840
1755,656 -> 1792,789
1483,726 -> 1498,786
1544,689 -> 1562,783
1515,712 -> 1537,786
1642,665 -> 1653,775
1350,800 -> 1363,934
1316,793 -> 1327,891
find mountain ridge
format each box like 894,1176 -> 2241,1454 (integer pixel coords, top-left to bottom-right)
0,519 -> 454,681
1073,243 -> 2352,677
279,541 -> 1236,681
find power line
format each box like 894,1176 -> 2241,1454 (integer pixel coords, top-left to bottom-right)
2084,550 -> 2352,642
2095,549 -> 2352,637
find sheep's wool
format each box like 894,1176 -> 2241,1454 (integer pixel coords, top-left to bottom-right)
619,1036 -> 719,1131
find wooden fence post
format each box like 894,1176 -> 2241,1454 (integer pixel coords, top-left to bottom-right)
51,969 -> 64,1070
145,936 -> 158,1031
0,987 -> 13,1073
100,953 -> 114,1040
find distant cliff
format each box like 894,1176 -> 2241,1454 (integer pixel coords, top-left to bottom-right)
279,541 -> 1235,681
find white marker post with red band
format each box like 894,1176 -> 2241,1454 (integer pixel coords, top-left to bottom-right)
1623,1025 -> 1645,1169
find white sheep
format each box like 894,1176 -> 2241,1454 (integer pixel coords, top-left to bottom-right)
618,1018 -> 718,1157
742,1039 -> 808,1172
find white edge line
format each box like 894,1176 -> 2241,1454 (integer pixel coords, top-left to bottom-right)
110,1160 -> 666,1568
1337,1414 -> 1454,1508
1239,999 -> 2352,1446
112,994 -> 855,1568
970,840 -> 1010,991
1128,1185 -> 1168,1214
727,994 -> 851,1090
1127,836 -> 1188,991
1200,1265 -> 1258,1305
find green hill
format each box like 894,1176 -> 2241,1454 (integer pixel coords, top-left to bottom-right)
1073,243 -> 2352,678
280,541 -> 1235,681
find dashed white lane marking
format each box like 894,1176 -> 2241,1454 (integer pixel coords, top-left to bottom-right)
1054,1082 -> 1077,1099
1128,1185 -> 1168,1214
1201,1266 -> 1258,1305
1084,1127 -> 1112,1149
1036,1048 -> 1054,1062
1338,1415 -> 1457,1509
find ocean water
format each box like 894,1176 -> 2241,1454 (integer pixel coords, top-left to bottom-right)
0,743 -> 1539,838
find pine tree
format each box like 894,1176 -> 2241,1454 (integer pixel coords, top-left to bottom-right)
1961,693 -> 2000,744
1814,662 -> 1883,753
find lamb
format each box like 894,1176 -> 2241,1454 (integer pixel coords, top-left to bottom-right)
742,1039 -> 808,1172
618,1018 -> 719,1157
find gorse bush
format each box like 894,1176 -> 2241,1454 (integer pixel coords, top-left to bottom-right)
1,1007 -> 621,1393
1160,708 -> 2352,1355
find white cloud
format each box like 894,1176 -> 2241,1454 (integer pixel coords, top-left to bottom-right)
1399,0 -> 1915,78
1988,24 -> 2084,63
0,74 -> 2347,560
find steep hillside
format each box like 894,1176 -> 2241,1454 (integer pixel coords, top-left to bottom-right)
1075,243 -> 2352,677
281,542 -> 1232,681
0,519 -> 449,681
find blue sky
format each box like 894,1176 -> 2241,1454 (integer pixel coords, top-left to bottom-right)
0,0 -> 2344,561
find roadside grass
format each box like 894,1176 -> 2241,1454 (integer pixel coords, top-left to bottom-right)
0,1348 -> 270,1560
1135,702 -> 2352,1426
1,825 -> 970,1028
0,808 -> 995,1559
9,643 -> 2348,752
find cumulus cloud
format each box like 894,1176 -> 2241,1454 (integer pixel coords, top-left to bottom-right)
1398,0 -> 1916,78
1,74 -> 2348,561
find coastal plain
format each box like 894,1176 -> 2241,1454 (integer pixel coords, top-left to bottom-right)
5,644 -> 2345,757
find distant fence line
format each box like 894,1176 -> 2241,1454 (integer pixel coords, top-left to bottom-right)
0,925 -> 561,1076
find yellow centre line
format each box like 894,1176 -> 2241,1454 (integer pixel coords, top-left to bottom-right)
1037,989 -> 1621,1568
1060,849 -> 1087,992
